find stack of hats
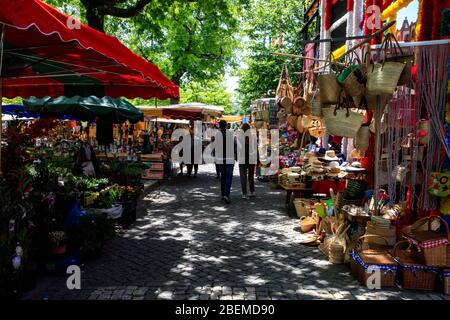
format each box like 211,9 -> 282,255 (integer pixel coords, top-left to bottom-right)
323,150 -> 340,162
303,156 -> 325,174
345,161 -> 366,173
326,161 -> 347,178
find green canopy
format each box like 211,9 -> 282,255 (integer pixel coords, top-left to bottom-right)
23,96 -> 144,123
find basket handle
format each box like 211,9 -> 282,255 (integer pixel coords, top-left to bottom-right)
428,215 -> 450,241
356,234 -> 389,250
392,240 -> 411,259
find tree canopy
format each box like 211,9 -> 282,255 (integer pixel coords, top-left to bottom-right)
235,0 -> 305,113
41,0 -> 306,113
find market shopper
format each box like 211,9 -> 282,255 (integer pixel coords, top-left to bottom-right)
186,129 -> 199,178
237,123 -> 256,199
216,120 -> 235,204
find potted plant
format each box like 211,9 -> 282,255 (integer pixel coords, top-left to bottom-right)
49,231 -> 67,255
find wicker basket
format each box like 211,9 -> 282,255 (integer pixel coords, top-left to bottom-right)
366,62 -> 405,95
443,270 -> 450,295
403,216 -> 450,267
294,199 -> 314,218
318,74 -> 341,104
365,221 -> 397,247
349,235 -> 398,288
393,240 -> 438,291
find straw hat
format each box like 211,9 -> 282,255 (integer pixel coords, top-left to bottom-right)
326,161 -> 343,176
345,161 -> 366,172
323,150 -> 339,161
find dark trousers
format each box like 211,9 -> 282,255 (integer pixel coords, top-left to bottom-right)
186,164 -> 198,175
220,164 -> 234,197
215,164 -> 221,177
239,164 -> 256,195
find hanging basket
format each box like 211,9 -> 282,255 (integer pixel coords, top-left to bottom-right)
322,106 -> 365,138
318,74 -> 341,104
366,62 -> 405,96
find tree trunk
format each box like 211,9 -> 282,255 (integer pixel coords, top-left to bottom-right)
85,5 -> 105,32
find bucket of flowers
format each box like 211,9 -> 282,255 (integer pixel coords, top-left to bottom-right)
49,231 -> 67,255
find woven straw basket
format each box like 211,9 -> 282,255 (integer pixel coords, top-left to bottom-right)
323,107 -> 365,138
367,62 -> 405,96
350,235 -> 398,288
393,240 -> 438,291
403,216 -> 450,267
318,74 -> 341,104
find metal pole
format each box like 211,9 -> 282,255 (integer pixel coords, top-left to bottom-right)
373,96 -> 382,215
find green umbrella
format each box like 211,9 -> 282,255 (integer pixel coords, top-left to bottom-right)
23,96 -> 144,123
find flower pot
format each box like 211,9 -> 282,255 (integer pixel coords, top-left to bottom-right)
50,244 -> 66,255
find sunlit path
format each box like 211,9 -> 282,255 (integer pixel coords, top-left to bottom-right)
24,164 -> 449,300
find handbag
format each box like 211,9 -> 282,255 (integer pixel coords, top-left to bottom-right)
318,55 -> 341,104
367,62 -> 404,95
323,94 -> 365,138
367,36 -> 405,96
339,53 -> 367,98
382,33 -> 413,86
276,65 -> 294,112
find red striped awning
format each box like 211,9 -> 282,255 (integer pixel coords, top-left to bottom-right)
0,0 -> 179,100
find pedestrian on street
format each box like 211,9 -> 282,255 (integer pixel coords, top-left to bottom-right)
237,123 -> 256,199
216,120 -> 235,204
186,128 -> 199,178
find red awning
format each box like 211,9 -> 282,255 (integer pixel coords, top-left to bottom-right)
0,0 -> 179,100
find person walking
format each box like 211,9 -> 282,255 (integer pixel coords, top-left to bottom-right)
216,120 -> 235,204
186,129 -> 199,178
237,123 -> 256,199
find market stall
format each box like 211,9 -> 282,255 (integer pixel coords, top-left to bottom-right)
263,0 -> 450,294
0,0 -> 178,299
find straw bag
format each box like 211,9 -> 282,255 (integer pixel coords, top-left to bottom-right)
350,235 -> 398,287
403,216 -> 450,267
339,54 -> 367,98
294,199 -> 314,218
276,65 -> 294,112
287,115 -> 298,129
367,60 -> 404,96
310,88 -> 322,117
318,73 -> 341,104
322,96 -> 365,138
382,33 -> 413,86
354,125 -> 370,151
393,240 -> 438,291
295,116 -> 305,133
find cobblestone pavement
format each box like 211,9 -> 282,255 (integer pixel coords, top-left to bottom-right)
25,165 -> 449,300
